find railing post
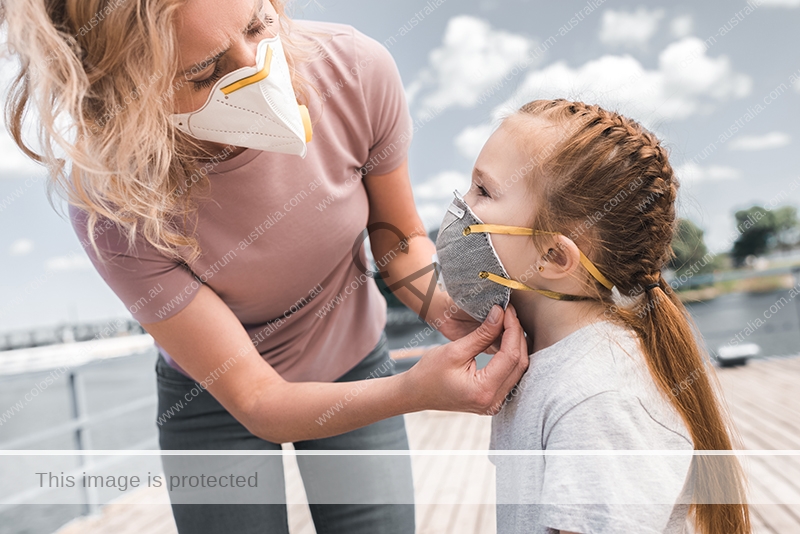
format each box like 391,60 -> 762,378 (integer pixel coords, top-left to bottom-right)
68,371 -> 98,515
793,266 -> 800,344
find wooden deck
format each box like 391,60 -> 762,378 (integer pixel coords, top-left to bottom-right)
56,355 -> 800,534
716,356 -> 800,533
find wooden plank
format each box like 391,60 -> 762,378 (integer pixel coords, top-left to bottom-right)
474,459 -> 497,534
282,444 -> 315,534
750,505 -> 780,534
717,358 -> 800,533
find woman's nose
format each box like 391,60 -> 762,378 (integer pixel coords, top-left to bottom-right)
226,39 -> 261,71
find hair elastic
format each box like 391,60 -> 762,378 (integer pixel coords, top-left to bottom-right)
644,282 -> 660,292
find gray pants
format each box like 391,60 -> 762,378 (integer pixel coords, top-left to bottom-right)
155,332 -> 415,534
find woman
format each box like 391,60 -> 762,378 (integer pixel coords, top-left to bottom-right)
1,1 -> 530,533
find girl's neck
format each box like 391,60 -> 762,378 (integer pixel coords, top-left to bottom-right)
513,295 -> 606,354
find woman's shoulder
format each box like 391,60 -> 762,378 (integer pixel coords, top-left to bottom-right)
293,19 -> 395,68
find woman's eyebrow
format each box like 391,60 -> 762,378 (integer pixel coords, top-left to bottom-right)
179,0 -> 264,78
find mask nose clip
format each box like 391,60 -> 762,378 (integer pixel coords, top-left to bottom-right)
220,44 -> 274,96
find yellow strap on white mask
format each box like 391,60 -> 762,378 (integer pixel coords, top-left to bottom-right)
464,224 -> 614,291
220,45 -> 274,95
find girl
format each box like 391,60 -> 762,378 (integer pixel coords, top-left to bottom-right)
435,99 -> 750,534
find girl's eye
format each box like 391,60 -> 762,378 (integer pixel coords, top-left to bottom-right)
191,61 -> 223,91
476,184 -> 491,198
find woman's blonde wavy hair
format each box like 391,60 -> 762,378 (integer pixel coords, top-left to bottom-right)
1,0 -> 319,263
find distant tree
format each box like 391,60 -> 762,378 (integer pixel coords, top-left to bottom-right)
731,205 -> 799,266
773,206 -> 800,252
669,219 -> 716,277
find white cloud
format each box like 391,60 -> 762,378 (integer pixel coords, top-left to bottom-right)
760,0 -> 800,7
413,171 -> 471,230
670,15 -> 694,38
0,132 -> 45,176
9,238 -> 34,256
675,162 -> 741,184
0,55 -> 46,177
495,37 -> 751,127
45,254 -> 93,272
729,132 -> 791,151
793,77 -> 800,93
599,8 -> 665,47
408,16 -> 533,116
455,124 -> 496,161
414,170 -> 471,201
404,80 -> 424,107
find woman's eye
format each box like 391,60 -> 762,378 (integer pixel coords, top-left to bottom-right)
476,184 -> 491,198
189,15 -> 274,92
191,62 -> 223,91
246,14 -> 274,36
246,24 -> 266,37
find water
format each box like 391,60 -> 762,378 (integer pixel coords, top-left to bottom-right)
685,289 -> 800,358
0,288 -> 798,534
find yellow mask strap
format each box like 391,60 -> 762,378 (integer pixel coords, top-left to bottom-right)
465,224 -> 614,291
220,45 -> 274,95
463,224 -> 534,237
479,272 -> 596,302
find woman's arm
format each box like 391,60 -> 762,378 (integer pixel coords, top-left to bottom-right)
143,284 -> 529,443
363,159 -> 486,342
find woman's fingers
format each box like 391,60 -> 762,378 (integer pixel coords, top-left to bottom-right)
449,305 -> 504,362
405,304 -> 529,415
474,304 -> 529,413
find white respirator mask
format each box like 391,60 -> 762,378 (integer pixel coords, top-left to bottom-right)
172,30 -> 313,158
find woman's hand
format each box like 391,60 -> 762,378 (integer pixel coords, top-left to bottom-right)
401,304 -> 529,415
427,291 -> 503,353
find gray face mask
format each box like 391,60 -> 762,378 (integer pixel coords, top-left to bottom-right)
435,191 -> 612,322
435,191 -> 512,321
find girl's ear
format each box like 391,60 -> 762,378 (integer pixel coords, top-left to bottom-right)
539,235 -> 581,280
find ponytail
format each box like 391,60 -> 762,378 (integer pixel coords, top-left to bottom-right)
619,279 -> 750,534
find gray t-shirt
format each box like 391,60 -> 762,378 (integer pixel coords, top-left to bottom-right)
490,320 -> 695,534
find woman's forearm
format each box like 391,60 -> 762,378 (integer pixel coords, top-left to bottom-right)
146,285 -> 528,446
244,371 -> 417,443
243,305 -> 527,443
363,159 -> 453,323
374,233 -> 450,322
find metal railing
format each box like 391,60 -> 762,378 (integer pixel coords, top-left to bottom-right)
0,319 -> 145,352
0,356 -> 158,516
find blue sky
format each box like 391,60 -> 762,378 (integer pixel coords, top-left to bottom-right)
1,0 -> 799,330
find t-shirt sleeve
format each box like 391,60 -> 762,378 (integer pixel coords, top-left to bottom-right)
538,391 -> 694,534
69,203 -> 202,324
352,29 -> 413,176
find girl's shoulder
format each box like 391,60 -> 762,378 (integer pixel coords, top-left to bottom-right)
511,321 -> 692,447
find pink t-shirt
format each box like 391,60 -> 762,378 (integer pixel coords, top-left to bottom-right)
69,21 -> 413,383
